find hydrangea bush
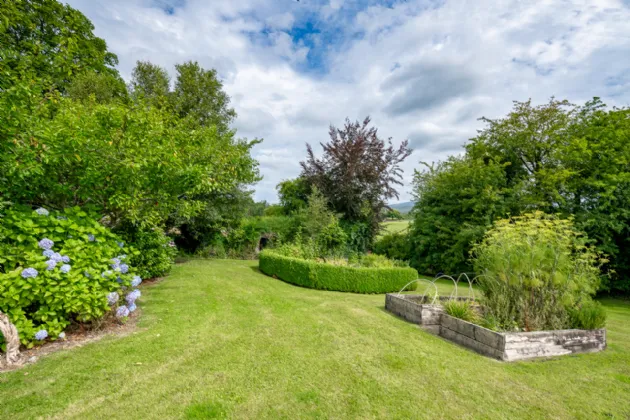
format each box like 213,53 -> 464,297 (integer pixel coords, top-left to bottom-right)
0,206 -> 144,347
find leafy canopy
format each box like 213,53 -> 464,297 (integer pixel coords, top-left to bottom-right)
0,0 -> 122,92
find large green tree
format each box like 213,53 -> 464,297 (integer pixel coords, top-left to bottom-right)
128,60 -> 237,134
0,0 -> 122,92
0,94 -> 260,227
129,61 -> 171,105
276,177 -> 311,214
410,157 -> 512,274
173,61 -> 236,133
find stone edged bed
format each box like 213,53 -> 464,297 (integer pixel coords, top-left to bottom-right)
385,293 -> 606,362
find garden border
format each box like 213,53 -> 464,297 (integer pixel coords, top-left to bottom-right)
259,251 -> 419,294
385,293 -> 606,361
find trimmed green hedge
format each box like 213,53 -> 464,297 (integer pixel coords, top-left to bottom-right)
259,251 -> 418,294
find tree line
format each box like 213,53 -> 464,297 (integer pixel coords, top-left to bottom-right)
406,98 -> 630,293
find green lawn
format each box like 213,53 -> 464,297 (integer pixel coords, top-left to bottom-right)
381,220 -> 410,235
2,260 -> 630,419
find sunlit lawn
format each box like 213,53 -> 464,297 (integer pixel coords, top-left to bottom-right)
1,259 -> 629,419
381,220 -> 410,235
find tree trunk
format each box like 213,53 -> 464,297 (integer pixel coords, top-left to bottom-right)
0,312 -> 21,366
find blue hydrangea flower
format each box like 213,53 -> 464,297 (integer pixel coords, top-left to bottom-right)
128,303 -> 137,313
21,268 -> 38,279
61,255 -> 70,263
106,291 -> 119,306
38,238 -> 54,250
49,252 -> 63,263
88,234 -> 95,242
45,259 -> 57,271
112,264 -> 121,272
116,306 -> 130,318
35,208 -> 49,216
120,264 -> 129,274
60,264 -> 71,274
111,257 -> 121,266
42,249 -> 54,258
58,332 -> 66,339
116,276 -> 123,284
126,289 -> 141,304
117,241 -> 125,248
117,254 -> 127,260
102,270 -> 113,278
131,276 -> 142,287
34,329 -> 48,340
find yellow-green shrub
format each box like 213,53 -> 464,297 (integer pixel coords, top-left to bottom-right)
472,212 -> 606,331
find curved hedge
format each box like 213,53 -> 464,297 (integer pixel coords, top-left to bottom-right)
259,251 -> 418,294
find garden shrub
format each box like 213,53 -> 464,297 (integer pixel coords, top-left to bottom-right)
117,225 -> 176,279
373,232 -> 411,262
259,251 -> 418,294
354,254 -> 408,268
472,212 -> 606,331
0,207 -> 144,346
569,301 -> 607,330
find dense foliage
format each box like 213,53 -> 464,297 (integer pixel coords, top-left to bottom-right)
409,157 -> 511,274
1,95 -> 259,227
130,60 -> 236,134
301,117 -> 411,250
0,207 -> 143,346
259,251 -> 418,294
409,98 -> 630,292
276,178 -> 311,214
372,232 -> 411,262
0,0 -> 123,93
472,212 -> 606,331
116,225 -> 176,279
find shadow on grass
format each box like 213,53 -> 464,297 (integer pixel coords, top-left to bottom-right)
248,265 -> 263,275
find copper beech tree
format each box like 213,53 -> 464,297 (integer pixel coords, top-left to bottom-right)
300,117 -> 411,248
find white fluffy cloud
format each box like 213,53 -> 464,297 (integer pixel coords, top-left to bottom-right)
66,0 -> 630,202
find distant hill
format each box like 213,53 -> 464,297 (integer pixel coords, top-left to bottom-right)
389,201 -> 415,214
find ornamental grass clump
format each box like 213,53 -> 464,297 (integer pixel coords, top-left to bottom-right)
0,206 -> 144,347
443,300 -> 480,323
471,212 -> 606,332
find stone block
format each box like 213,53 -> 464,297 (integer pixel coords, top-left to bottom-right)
440,314 -> 476,340
473,326 -> 504,350
439,326 -> 503,360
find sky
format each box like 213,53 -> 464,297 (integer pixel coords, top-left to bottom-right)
65,0 -> 630,203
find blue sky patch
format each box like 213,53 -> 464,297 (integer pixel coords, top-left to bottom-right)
152,0 -> 186,15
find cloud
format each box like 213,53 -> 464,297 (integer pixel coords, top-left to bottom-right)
382,62 -> 478,116
66,0 -> 630,203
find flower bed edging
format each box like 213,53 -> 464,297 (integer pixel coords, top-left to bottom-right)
385,293 -> 607,361
384,293 -> 444,333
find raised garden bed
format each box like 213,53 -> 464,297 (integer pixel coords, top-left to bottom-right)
385,293 -> 606,361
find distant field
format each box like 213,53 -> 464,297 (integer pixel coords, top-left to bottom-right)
381,220 -> 410,235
